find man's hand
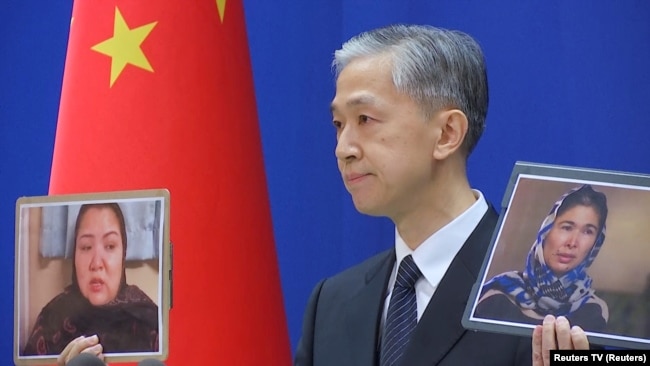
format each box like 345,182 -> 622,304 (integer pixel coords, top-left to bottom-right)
532,315 -> 589,366
57,335 -> 104,366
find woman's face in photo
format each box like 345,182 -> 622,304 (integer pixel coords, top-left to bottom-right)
543,204 -> 600,277
75,207 -> 124,306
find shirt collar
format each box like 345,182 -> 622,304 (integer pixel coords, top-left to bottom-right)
394,190 -> 488,288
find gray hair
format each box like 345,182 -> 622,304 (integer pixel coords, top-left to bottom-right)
333,24 -> 488,155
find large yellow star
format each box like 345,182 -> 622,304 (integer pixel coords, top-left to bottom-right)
91,7 -> 157,87
216,0 -> 227,22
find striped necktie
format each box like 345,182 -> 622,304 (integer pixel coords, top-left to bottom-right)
380,254 -> 422,366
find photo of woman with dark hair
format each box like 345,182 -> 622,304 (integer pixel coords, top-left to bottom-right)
22,203 -> 159,356
475,184 -> 609,332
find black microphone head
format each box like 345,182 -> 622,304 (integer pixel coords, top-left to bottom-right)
67,353 -> 106,366
137,359 -> 167,366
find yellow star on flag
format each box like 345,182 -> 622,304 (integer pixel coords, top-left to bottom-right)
217,0 -> 227,22
91,7 -> 157,87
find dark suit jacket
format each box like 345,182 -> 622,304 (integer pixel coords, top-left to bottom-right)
295,208 -> 532,366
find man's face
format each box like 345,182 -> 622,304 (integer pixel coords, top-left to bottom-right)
330,54 -> 440,220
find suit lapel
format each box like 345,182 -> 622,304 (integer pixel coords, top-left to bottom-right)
400,209 -> 498,366
344,251 -> 395,366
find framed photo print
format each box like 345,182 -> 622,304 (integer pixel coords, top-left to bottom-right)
463,161 -> 650,350
14,189 -> 171,365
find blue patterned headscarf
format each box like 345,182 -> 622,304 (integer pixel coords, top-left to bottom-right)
480,185 -> 607,316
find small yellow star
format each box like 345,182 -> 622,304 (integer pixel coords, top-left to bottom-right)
91,7 -> 157,87
216,0 -> 227,22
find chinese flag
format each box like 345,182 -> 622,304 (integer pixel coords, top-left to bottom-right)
49,1 -> 290,365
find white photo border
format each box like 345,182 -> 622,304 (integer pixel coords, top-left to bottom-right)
13,189 -> 171,365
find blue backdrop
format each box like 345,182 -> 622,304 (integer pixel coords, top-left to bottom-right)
2,1 -> 649,363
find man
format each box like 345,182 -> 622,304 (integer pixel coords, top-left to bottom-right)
294,24 -> 588,366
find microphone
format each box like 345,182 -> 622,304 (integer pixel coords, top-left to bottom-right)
137,359 -> 167,366
67,353 -> 106,366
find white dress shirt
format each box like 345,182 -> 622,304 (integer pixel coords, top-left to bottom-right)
382,190 -> 488,322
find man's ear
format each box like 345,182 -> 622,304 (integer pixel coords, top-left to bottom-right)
432,109 -> 468,160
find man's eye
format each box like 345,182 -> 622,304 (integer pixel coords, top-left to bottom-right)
332,120 -> 342,129
359,115 -> 369,124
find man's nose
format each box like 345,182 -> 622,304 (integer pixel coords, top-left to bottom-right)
335,126 -> 361,162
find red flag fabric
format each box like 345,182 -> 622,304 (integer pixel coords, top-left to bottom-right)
50,1 -> 290,365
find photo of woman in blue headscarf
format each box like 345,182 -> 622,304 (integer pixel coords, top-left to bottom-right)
474,184 -> 609,332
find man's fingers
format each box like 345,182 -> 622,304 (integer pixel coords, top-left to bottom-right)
555,316 -> 573,349
58,335 -> 84,366
58,335 -> 100,365
81,343 -> 103,356
571,325 -> 589,350
70,335 -> 99,356
532,325 -> 544,366
80,344 -> 105,364
542,315 -> 557,366
532,314 -> 591,366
